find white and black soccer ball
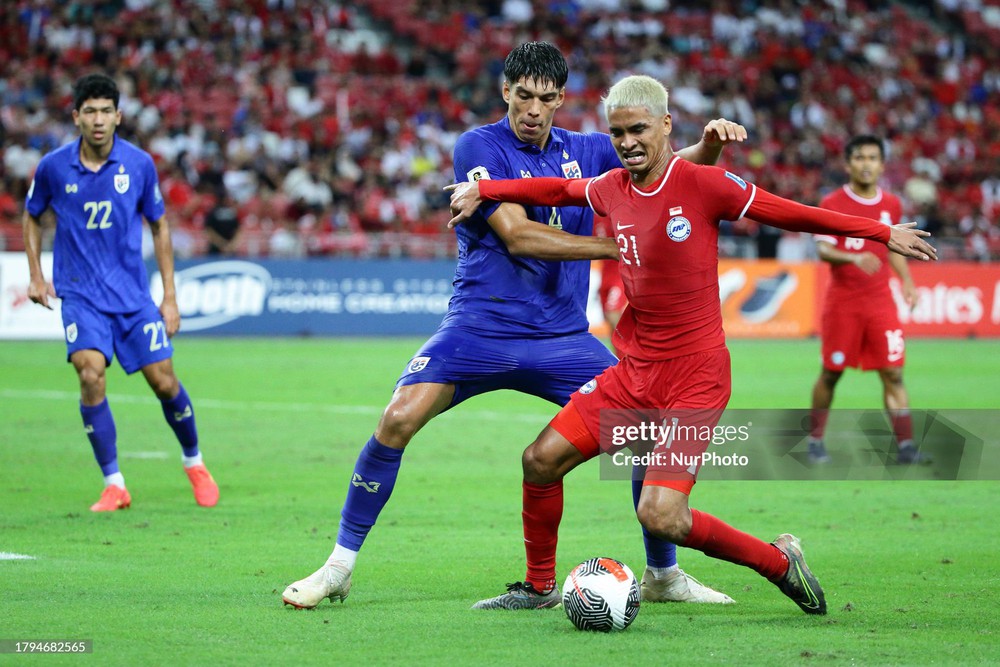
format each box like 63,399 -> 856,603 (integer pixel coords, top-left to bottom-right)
562,557 -> 640,632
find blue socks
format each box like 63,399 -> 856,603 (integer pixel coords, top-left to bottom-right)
337,436 -> 404,551
632,476 -> 677,568
160,383 -> 199,457
81,399 -> 118,476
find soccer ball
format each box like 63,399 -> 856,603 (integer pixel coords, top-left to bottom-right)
562,557 -> 640,632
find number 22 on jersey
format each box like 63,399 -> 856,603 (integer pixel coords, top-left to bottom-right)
83,200 -> 113,229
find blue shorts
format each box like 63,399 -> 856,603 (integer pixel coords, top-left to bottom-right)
60,298 -> 174,374
396,326 -> 618,409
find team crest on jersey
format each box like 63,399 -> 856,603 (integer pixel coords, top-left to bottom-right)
114,173 -> 130,194
579,379 -> 597,394
561,160 -> 582,178
666,216 -> 692,242
66,322 -> 78,343
467,166 -> 490,182
879,210 -> 892,226
407,356 -> 430,373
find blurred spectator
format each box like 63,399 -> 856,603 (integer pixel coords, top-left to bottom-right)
0,0 -> 996,260
203,190 -> 241,256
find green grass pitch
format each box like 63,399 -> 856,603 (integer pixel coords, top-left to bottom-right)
1,338 -> 998,665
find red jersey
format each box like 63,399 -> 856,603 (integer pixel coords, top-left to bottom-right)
816,185 -> 902,301
585,158 -> 754,361
477,159 -> 892,361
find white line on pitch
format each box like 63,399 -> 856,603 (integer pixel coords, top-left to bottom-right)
121,451 -> 170,459
0,389 -> 551,424
0,552 -> 36,561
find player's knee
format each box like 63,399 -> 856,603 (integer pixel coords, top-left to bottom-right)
820,369 -> 842,388
147,372 -> 179,399
636,498 -> 690,543
375,405 -> 423,448
879,367 -> 903,387
521,442 -> 560,483
75,364 -> 105,392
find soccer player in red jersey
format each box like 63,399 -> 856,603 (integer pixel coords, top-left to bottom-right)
807,136 -> 925,465
447,75 -> 937,614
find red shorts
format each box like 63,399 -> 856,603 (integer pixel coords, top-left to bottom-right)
821,299 -> 904,371
550,347 -> 731,494
598,260 -> 626,314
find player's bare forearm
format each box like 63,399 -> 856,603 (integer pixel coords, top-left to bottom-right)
22,212 -> 54,308
675,118 -> 748,166
888,251 -> 918,307
488,203 -> 618,261
816,241 -> 875,268
149,217 -> 181,334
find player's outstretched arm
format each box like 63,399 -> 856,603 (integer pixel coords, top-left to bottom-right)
444,180 -> 616,261
675,118 -> 748,166
22,211 -> 56,309
149,216 -> 181,336
445,177 -> 591,228
747,189 -> 937,261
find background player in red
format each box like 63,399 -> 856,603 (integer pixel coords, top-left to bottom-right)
808,135 -> 924,464
592,213 -> 627,353
447,75 -> 937,614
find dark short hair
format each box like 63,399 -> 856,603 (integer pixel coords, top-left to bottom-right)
73,74 -> 119,110
844,134 -> 884,161
503,42 -> 568,89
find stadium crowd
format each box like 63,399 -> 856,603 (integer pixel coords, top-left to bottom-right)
1,0 -> 998,259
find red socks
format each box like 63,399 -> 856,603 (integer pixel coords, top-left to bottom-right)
683,509 -> 788,582
523,481 -> 563,592
892,410 -> 914,446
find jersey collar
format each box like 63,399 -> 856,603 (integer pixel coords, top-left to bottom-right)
842,184 -> 883,205
69,135 -> 122,173
500,116 -> 566,155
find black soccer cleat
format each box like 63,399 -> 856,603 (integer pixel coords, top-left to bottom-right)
772,533 -> 827,615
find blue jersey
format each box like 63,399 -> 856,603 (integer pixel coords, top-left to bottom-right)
448,116 -> 620,338
25,136 -> 165,313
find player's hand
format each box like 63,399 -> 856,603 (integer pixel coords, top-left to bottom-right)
27,278 -> 56,310
160,297 -> 181,337
887,222 -> 937,261
443,182 -> 482,228
853,251 -> 882,275
701,118 -> 748,146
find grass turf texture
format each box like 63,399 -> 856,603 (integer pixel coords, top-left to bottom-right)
1,338 -> 998,665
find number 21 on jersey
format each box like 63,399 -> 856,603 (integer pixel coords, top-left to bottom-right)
617,233 -> 641,266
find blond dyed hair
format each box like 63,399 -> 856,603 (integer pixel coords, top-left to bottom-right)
601,75 -> 669,119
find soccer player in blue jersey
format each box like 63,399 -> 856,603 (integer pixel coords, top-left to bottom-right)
23,74 -> 219,512
282,42 -> 745,609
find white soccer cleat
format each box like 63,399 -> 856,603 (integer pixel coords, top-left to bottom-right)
282,561 -> 352,609
640,567 -> 735,604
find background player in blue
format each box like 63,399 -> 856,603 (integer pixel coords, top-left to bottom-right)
282,42 -> 745,609
23,74 -> 219,512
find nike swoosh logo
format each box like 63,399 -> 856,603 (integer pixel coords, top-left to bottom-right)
616,223 -> 634,230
